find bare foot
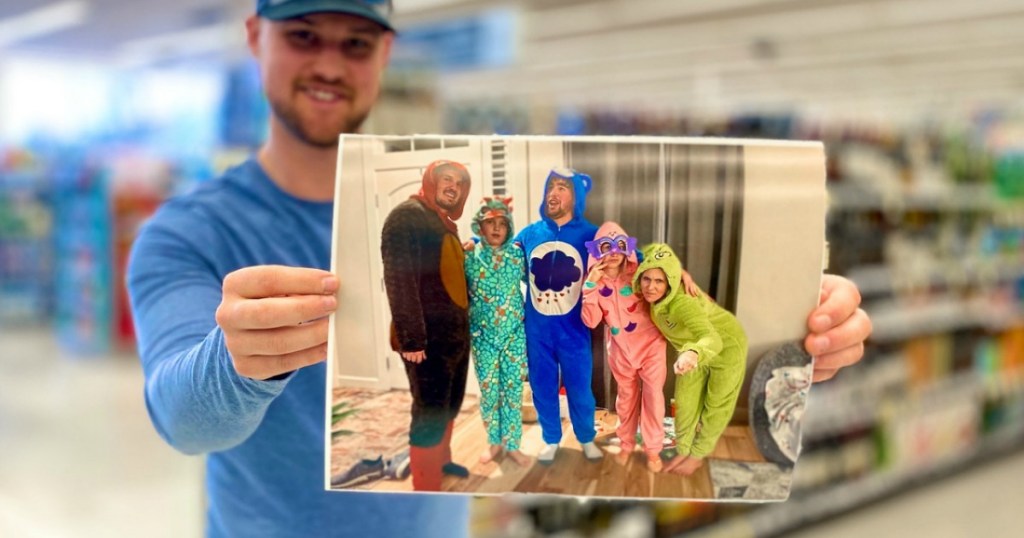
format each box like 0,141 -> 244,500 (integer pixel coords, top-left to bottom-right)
646,456 -> 663,473
670,456 -> 704,476
507,450 -> 531,467
479,445 -> 502,464
662,454 -> 688,473
614,450 -> 631,466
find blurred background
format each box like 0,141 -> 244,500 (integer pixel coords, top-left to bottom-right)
1,0 -> 1022,536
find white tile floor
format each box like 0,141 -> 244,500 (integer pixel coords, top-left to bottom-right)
2,326 -> 1022,537
0,328 -> 204,538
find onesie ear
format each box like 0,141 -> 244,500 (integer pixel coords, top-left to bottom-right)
578,172 -> 593,194
501,196 -> 513,210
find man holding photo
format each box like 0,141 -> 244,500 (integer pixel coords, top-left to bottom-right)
127,0 -> 871,535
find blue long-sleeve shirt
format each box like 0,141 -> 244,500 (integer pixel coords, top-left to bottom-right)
127,158 -> 468,537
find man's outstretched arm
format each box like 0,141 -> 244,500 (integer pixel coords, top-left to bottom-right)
128,221 -> 336,454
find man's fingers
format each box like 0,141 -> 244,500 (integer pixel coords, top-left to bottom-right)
233,342 -> 329,380
227,317 -> 330,357
810,343 -> 864,379
225,265 -> 338,299
804,308 -> 871,357
812,367 -> 838,383
224,294 -> 337,330
808,274 -> 862,334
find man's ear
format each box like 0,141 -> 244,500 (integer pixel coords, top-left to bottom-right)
245,15 -> 262,58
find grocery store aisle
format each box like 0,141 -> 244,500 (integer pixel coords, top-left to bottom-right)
0,328 -> 204,538
788,444 -> 1024,537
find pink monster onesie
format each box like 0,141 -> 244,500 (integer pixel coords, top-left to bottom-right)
581,222 -> 667,459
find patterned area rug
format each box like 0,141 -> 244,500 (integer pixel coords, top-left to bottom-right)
329,387 -> 478,477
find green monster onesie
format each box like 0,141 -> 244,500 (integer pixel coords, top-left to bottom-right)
633,244 -> 748,460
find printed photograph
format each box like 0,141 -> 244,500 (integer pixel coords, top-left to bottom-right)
325,134 -> 827,501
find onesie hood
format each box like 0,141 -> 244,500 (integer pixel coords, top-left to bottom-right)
633,243 -> 683,304
470,196 -> 515,247
586,221 -> 639,278
538,167 -> 592,227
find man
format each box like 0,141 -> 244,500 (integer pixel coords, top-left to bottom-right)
128,0 -> 869,535
380,160 -> 472,491
514,168 -> 604,464
128,1 -> 470,536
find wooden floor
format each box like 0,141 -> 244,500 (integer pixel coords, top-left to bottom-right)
367,408 -> 765,499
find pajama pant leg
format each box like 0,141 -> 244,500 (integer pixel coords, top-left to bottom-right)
607,349 -> 641,451
690,339 -> 747,458
406,344 -> 465,447
673,365 -> 709,455
499,334 -> 526,451
472,341 -> 502,446
637,349 -> 667,457
527,334 -> 562,445
559,343 -> 596,444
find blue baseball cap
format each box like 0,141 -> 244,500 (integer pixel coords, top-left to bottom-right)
256,0 -> 394,31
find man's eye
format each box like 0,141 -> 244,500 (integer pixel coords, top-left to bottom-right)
341,37 -> 374,58
287,30 -> 317,48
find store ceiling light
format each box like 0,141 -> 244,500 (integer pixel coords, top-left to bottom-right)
0,1 -> 89,49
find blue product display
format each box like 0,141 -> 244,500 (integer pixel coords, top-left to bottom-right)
53,161 -> 113,355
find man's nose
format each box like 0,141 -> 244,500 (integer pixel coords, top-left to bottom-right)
310,46 -> 348,82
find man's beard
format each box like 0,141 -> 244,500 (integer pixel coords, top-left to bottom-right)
546,204 -> 568,220
269,95 -> 368,149
436,194 -> 460,212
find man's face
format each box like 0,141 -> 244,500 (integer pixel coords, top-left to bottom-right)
480,217 -> 509,247
640,268 -> 669,303
434,168 -> 465,211
545,178 -> 574,220
247,13 -> 393,148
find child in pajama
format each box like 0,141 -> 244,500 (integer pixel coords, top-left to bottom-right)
634,243 -> 748,476
581,222 -> 668,472
464,197 -> 530,466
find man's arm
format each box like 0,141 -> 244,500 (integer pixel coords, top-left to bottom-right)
380,207 -> 428,353
128,220 -> 335,455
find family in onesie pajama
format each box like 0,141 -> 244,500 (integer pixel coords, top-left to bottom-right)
581,222 -> 669,472
464,197 -> 530,466
635,243 -> 749,476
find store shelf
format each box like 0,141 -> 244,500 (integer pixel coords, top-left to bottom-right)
866,294 -> 1022,343
848,256 -> 1024,298
828,182 -> 1021,213
682,422 -> 1024,538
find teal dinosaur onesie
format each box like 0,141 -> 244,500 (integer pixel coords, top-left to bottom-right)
464,198 -> 527,451
633,244 -> 748,459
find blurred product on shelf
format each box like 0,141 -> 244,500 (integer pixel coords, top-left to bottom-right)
0,147 -> 54,325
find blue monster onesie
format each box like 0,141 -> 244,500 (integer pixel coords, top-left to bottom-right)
513,168 -> 600,446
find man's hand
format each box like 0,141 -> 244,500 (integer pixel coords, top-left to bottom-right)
215,265 -> 339,380
805,274 -> 872,382
401,350 -> 426,364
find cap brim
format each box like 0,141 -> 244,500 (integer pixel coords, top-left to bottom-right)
260,0 -> 394,32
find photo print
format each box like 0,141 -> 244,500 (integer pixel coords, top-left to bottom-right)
325,134 -> 827,501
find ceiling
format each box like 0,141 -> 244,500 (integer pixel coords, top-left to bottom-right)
2,0 -> 1023,123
